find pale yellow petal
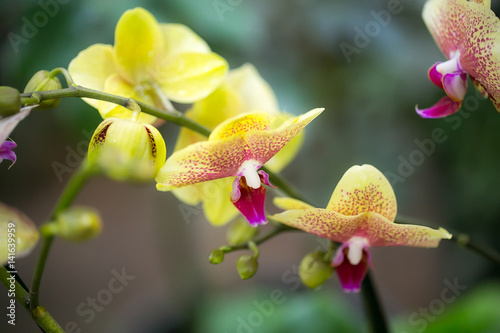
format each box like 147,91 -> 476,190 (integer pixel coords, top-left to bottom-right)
161,23 -> 210,56
157,52 -> 228,103
0,202 -> 39,265
226,63 -> 279,113
200,178 -> 239,226
114,7 -> 163,82
98,74 -> 157,124
68,44 -> 117,108
327,164 -> 397,221
172,184 -> 203,206
273,197 -> 315,210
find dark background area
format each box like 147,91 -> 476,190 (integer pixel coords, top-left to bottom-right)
1,0 -> 500,332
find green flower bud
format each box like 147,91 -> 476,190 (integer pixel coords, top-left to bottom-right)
88,118 -> 166,182
23,70 -> 62,108
226,218 -> 258,246
236,254 -> 258,280
299,251 -> 333,289
0,86 -> 21,117
55,206 -> 102,242
209,248 -> 225,264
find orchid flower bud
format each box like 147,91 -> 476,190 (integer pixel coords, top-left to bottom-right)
0,87 -> 21,117
299,251 -> 333,289
53,206 -> 102,242
88,117 -> 166,181
23,70 -> 62,108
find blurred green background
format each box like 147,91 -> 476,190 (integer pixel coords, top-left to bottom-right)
1,0 -> 500,332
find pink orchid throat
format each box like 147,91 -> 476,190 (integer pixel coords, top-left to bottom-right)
417,51 -> 468,118
332,237 -> 372,293
231,170 -> 275,227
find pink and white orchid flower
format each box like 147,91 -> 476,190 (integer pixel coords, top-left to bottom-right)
417,0 -> 500,118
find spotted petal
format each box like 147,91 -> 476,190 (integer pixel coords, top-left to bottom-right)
114,7 -> 164,83
357,212 -> 452,247
271,209 -> 451,248
156,135 -> 247,191
270,208 -> 362,242
326,164 -> 397,221
423,0 -> 500,110
245,108 -> 323,165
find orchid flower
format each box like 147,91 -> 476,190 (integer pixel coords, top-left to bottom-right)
156,108 -> 323,226
68,7 -> 228,123
417,0 -> 500,118
171,64 -> 305,226
270,164 -> 452,293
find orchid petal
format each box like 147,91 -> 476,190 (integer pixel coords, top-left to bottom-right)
326,164 -> 397,221
155,135 -> 247,191
226,64 -> 279,113
273,197 -> 315,210
265,113 -> 305,172
423,0 -> 500,110
360,212 -> 452,247
98,74 -> 157,124
245,108 -> 323,165
201,178 -> 240,226
416,96 -> 461,118
157,52 -> 228,103
269,208 -> 361,243
443,72 -> 467,101
1,202 -> 39,265
0,141 -> 17,165
68,44 -> 117,108
428,62 -> 444,88
160,23 -> 211,56
210,113 -> 271,141
333,247 -> 370,293
114,8 -> 163,83
0,106 -> 32,143
231,176 -> 268,227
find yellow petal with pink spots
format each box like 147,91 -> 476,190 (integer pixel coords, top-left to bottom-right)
326,164 -> 397,220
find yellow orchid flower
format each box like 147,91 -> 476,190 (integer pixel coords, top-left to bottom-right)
68,7 -> 228,123
156,108 -> 323,227
171,64 -> 305,226
270,164 -> 451,293
417,0 -> 500,117
1,202 -> 39,266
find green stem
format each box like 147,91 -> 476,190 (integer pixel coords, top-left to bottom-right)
362,273 -> 389,333
223,223 -> 296,252
30,159 -> 95,311
48,67 -> 74,87
21,85 -> 211,137
0,267 -> 64,332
